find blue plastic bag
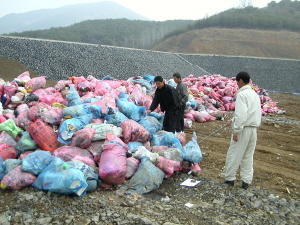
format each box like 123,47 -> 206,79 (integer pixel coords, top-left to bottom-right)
22,150 -> 53,175
127,141 -> 144,150
132,79 -> 152,90
66,84 -> 82,106
0,157 -> 6,180
138,116 -> 162,136
148,112 -> 164,122
102,74 -> 113,80
32,157 -> 88,197
16,131 -> 37,155
116,99 -> 146,122
180,132 -> 202,163
122,156 -> 165,194
150,131 -> 182,150
4,159 -> 21,174
58,114 -> 94,144
67,160 -> 99,192
104,109 -> 129,127
63,104 -> 102,119
143,75 -> 155,84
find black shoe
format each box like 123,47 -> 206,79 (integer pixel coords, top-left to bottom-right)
241,181 -> 249,189
224,180 -> 234,186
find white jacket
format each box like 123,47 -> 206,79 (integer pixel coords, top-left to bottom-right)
232,85 -> 261,133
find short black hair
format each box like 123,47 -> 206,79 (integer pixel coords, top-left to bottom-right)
173,72 -> 181,79
236,71 -> 250,84
154,76 -> 164,82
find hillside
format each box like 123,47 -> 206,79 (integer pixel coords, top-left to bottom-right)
0,1 -> 149,34
151,27 -> 300,59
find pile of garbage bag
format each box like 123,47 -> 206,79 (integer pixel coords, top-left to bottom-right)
0,72 -> 281,196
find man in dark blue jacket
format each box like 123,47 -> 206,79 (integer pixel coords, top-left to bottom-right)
147,76 -> 181,133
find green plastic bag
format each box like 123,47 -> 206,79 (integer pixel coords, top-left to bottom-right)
0,119 -> 22,139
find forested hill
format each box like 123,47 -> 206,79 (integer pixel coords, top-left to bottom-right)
6,19 -> 194,50
164,0 -> 300,40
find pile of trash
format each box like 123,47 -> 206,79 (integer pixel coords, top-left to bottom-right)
0,72 -> 280,196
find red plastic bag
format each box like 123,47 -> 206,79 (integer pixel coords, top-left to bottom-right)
121,120 -> 150,143
28,119 -> 61,152
70,128 -> 96,149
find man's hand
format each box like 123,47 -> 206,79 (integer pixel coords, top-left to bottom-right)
226,120 -> 232,126
146,110 -> 151,114
233,133 -> 239,142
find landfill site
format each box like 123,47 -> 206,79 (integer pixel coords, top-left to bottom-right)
0,36 -> 299,225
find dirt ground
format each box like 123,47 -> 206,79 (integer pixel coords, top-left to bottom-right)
1,57 -> 300,200
185,92 -> 300,199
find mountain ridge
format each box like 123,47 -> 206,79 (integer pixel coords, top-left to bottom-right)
0,1 -> 149,34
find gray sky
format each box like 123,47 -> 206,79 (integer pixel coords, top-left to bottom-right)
0,0 -> 281,20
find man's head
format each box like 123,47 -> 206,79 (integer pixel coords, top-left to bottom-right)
173,72 -> 182,84
154,76 -> 165,89
236,71 -> 250,88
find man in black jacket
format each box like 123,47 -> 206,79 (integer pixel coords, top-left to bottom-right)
147,76 -> 181,133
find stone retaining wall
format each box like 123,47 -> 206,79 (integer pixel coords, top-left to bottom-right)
1,36 -> 299,93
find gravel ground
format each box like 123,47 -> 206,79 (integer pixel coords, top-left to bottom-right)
1,173 -> 299,225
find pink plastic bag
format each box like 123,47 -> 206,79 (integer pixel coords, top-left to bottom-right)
98,142 -> 127,185
25,76 -> 46,93
121,120 -> 150,143
1,165 -> 36,190
150,145 -> 169,153
125,157 -> 140,179
17,111 -> 31,131
190,162 -> 202,176
27,102 -> 52,121
53,146 -> 96,168
155,156 -> 182,178
15,104 -> 29,116
87,141 -> 104,164
70,128 -> 96,149
0,115 -> 6,123
17,71 -> 31,81
106,132 -> 129,151
0,131 -> 17,147
40,107 -> 63,125
176,132 -> 186,146
54,80 -> 73,90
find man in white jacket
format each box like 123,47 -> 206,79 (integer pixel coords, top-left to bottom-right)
224,71 -> 261,189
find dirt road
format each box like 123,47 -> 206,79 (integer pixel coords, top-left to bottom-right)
186,92 -> 300,199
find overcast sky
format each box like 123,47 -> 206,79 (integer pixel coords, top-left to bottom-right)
0,0 -> 282,20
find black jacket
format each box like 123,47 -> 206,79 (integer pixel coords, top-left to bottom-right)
150,83 -> 181,112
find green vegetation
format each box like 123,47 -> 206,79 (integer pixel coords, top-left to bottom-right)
164,0 -> 300,40
7,19 -> 194,50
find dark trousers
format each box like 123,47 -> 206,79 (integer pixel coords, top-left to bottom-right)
163,109 -> 179,133
176,103 -> 186,132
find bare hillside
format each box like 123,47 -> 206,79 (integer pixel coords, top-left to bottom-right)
152,28 -> 300,59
